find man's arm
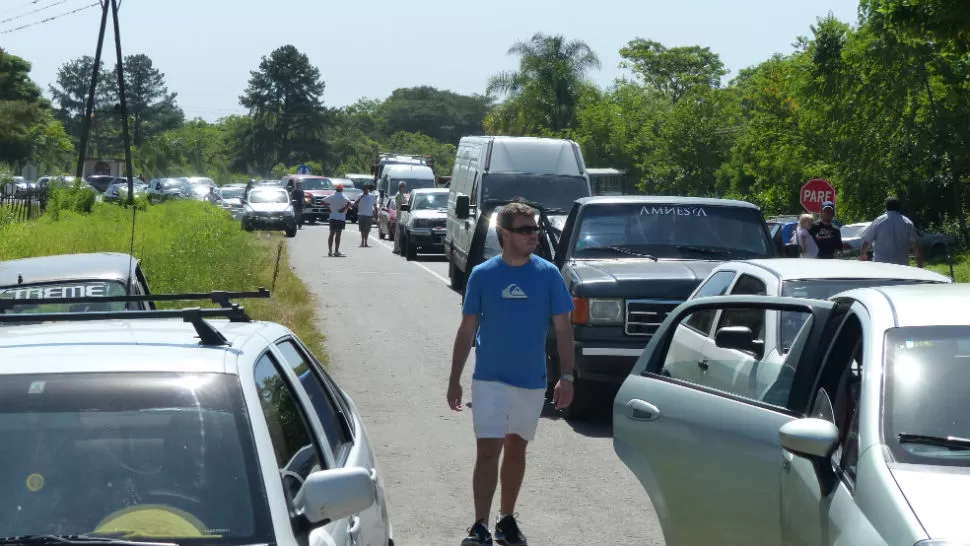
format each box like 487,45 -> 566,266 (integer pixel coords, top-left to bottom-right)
450,314 -> 478,384
552,313 -> 574,376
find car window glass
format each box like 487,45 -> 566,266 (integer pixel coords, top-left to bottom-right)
275,340 -> 353,459
717,274 -> 768,338
684,271 -> 736,335
253,352 -> 325,503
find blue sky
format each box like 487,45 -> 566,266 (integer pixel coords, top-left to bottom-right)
2,0 -> 861,122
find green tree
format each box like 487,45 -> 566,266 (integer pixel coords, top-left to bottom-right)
619,39 -> 728,104
48,56 -> 118,156
379,86 -> 492,144
485,33 -> 601,133
111,54 -> 184,146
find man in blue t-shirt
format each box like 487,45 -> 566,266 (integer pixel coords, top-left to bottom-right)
448,201 -> 575,546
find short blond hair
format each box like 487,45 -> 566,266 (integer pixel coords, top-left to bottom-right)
799,213 -> 814,229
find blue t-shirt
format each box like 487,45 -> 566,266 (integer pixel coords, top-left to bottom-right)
461,254 -> 574,389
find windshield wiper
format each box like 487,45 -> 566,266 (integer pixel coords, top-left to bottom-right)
897,433 -> 970,450
587,246 -> 658,261
0,536 -> 177,546
675,245 -> 737,258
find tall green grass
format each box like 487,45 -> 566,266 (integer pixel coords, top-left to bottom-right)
0,198 -> 326,362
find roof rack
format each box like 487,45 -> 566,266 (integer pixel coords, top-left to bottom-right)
0,288 -> 271,346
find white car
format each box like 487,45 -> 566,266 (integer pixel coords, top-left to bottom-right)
665,259 -> 951,402
0,290 -> 393,546
614,283 -> 970,545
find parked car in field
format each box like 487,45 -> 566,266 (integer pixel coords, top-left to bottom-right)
613,283 -> 970,546
147,178 -> 193,202
0,252 -> 154,315
242,187 -> 297,237
0,290 -> 394,546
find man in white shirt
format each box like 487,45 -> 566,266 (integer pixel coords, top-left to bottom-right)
860,197 -> 924,267
323,183 -> 352,257
354,184 -> 379,247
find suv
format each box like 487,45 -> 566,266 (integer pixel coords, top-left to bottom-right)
0,289 -> 394,546
281,175 -> 336,224
546,196 -> 778,418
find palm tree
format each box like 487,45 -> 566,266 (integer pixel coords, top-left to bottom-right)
486,33 -> 601,133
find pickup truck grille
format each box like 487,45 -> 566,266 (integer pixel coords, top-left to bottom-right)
430,219 -> 446,228
625,299 -> 682,336
312,196 -> 329,207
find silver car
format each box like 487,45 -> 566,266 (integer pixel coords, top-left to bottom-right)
613,283 -> 970,546
241,187 -> 297,237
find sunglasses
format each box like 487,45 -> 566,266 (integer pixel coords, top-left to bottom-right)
504,225 -> 540,235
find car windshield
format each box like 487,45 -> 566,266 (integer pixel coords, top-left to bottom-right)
572,203 -> 773,260
481,173 -> 588,212
300,178 -> 333,190
391,178 -> 435,195
778,279 -> 943,351
220,186 -> 245,199
161,179 -> 184,190
0,280 -> 129,315
412,192 -> 448,210
0,372 -> 271,541
883,326 -> 970,467
190,184 -> 210,195
249,190 -> 288,204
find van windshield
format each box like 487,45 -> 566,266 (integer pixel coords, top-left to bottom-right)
481,173 -> 589,212
390,178 -> 435,195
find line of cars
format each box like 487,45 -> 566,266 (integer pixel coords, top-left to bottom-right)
0,251 -> 396,546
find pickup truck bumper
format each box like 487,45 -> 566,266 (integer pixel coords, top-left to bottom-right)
573,341 -> 647,384
408,227 -> 446,250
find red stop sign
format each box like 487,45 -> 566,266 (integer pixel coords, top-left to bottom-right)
800,179 -> 836,213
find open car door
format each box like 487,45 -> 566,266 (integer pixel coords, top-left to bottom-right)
613,295 -> 848,546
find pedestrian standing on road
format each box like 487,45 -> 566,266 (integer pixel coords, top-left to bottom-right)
447,201 -> 576,546
355,184 -> 378,247
323,183 -> 351,257
393,181 -> 408,254
810,201 -> 843,259
290,179 -> 305,230
859,196 -> 924,267
792,214 -> 819,258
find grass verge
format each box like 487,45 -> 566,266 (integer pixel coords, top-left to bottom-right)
925,253 -> 968,283
0,199 -> 326,363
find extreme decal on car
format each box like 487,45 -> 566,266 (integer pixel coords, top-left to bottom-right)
640,206 -> 709,217
0,282 -> 117,300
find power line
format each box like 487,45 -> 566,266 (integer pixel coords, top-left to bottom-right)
0,0 -> 41,17
0,0 -> 98,34
1,0 -> 71,25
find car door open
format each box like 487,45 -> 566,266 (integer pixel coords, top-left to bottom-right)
613,295 -> 841,546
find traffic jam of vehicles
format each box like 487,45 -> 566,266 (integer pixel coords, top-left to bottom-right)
1,135 -> 968,545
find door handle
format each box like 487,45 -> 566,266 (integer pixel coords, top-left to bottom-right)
625,399 -> 660,421
368,467 -> 378,483
698,360 -> 710,371
347,515 -> 361,544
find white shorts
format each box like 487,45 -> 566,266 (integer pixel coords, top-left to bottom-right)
471,379 -> 546,442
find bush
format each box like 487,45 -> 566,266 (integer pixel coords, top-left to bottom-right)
45,180 -> 97,218
0,199 -> 326,361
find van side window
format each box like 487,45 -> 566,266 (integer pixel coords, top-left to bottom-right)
470,174 -> 479,207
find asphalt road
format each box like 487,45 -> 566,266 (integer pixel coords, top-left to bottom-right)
288,223 -> 665,546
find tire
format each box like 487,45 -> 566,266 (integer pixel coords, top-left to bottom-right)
307,217 -> 317,225
242,221 -> 253,232
285,227 -> 297,238
449,259 -> 465,292
405,234 -> 417,261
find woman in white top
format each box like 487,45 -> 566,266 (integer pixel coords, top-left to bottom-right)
792,213 -> 819,258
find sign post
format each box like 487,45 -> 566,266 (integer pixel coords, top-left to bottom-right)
296,164 -> 312,175
800,179 -> 836,214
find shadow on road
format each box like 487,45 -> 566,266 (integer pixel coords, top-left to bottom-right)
413,254 -> 448,262
540,397 -> 614,439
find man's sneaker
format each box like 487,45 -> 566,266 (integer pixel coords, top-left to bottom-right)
461,521 -> 493,546
494,514 -> 527,546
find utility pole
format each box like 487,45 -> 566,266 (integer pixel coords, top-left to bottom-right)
110,0 -> 135,206
75,0 -> 110,181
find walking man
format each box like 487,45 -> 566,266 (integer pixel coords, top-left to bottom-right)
447,201 -> 576,546
810,201 -> 843,259
323,183 -> 351,257
393,181 -> 408,254
859,196 -> 924,267
290,179 -> 305,230
355,184 -> 378,247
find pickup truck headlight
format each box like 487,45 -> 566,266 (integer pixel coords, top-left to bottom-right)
412,218 -> 429,228
571,297 -> 624,325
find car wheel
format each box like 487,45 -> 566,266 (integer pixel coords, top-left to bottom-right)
285,226 -> 297,238
242,221 -> 253,232
406,234 -> 417,261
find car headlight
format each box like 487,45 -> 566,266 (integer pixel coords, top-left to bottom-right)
412,218 -> 429,228
571,297 -> 624,325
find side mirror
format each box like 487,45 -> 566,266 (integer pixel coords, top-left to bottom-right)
714,326 -> 764,358
399,203 -> 410,212
294,466 -> 376,526
779,418 -> 839,459
455,194 -> 470,220
784,243 -> 801,258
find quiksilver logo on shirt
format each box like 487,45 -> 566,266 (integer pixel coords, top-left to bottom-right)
502,284 -> 528,299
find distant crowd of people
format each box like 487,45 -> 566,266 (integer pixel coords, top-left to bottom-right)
792,197 -> 924,268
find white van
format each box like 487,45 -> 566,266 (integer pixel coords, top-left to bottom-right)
377,164 -> 436,200
444,136 -> 591,289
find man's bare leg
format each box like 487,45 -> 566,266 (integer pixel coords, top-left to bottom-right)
473,438 -> 504,523
499,434 -> 527,516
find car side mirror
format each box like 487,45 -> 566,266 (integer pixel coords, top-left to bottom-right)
455,194 -> 470,220
294,466 -> 376,526
399,203 -> 410,212
714,326 -> 764,358
784,243 -> 801,258
779,418 -> 840,495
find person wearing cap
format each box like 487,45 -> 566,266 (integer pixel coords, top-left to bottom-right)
859,196 -> 924,267
809,201 -> 843,259
323,183 -> 352,257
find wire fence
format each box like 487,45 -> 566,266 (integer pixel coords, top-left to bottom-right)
0,185 -> 47,223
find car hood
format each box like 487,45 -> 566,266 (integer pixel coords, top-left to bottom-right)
303,189 -> 333,197
411,209 -> 447,220
248,203 -> 291,213
891,465 -> 970,542
221,198 -> 243,206
564,259 -> 719,299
